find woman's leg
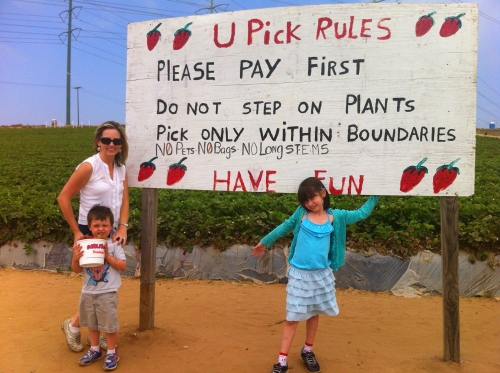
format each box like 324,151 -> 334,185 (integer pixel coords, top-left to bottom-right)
70,311 -> 80,327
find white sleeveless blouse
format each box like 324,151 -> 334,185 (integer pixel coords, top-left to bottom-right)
77,154 -> 126,229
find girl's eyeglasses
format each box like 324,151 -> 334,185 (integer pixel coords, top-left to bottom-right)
100,137 -> 123,146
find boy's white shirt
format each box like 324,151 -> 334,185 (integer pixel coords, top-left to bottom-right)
81,239 -> 126,294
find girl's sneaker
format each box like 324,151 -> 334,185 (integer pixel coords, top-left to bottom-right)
271,362 -> 288,373
78,349 -> 103,365
300,350 -> 321,373
103,352 -> 120,371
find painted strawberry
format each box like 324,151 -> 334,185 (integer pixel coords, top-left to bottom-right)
400,157 -> 428,193
166,157 -> 188,185
415,11 -> 436,37
433,158 -> 460,194
147,23 -> 162,51
138,156 -> 158,182
439,13 -> 465,37
173,22 -> 193,50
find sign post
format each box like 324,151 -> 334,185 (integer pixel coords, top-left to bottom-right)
127,3 -> 477,360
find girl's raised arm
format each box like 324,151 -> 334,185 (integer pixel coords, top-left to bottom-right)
344,195 -> 380,225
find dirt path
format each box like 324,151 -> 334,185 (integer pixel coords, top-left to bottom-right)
0,268 -> 498,373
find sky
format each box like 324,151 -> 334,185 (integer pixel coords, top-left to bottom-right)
0,0 -> 498,128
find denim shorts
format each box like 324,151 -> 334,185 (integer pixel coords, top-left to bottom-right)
79,292 -> 119,333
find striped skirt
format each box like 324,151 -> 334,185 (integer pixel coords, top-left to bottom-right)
286,266 -> 339,322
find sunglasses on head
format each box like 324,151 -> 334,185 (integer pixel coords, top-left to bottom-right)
100,137 -> 123,146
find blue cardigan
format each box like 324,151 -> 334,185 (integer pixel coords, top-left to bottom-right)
260,196 -> 380,271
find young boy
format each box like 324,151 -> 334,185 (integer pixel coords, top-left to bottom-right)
71,205 -> 127,371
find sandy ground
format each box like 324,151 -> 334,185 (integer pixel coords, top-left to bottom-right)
0,268 -> 498,373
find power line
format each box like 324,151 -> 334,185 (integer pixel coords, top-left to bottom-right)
477,92 -> 500,110
477,105 -> 500,122
72,44 -> 126,66
478,77 -> 500,97
76,39 -> 126,59
77,0 -> 205,10
0,80 -> 65,88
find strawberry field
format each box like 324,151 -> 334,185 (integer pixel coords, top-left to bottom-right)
0,127 -> 499,259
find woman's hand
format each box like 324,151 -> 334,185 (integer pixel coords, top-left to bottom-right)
252,242 -> 266,258
73,231 -> 85,245
112,225 -> 127,247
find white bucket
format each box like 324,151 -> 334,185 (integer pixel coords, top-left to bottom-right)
77,238 -> 106,267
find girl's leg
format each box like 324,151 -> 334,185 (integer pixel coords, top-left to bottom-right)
301,315 -> 321,373
279,320 -> 299,354
304,315 -> 319,345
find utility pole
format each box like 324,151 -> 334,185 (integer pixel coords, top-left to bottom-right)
74,86 -> 81,127
59,0 -> 81,126
196,0 -> 228,14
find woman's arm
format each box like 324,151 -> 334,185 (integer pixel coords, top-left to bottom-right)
57,163 -> 93,244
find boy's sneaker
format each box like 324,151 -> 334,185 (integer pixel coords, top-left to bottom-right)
271,362 -> 288,373
61,319 -> 83,352
86,335 -> 110,350
300,350 -> 321,373
78,349 -> 103,366
103,352 -> 120,371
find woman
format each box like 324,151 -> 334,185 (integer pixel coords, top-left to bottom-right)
57,121 -> 129,353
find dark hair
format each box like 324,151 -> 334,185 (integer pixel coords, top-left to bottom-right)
93,121 -> 128,166
297,177 -> 330,211
87,205 -> 114,226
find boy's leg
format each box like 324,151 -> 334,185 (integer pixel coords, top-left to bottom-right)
105,332 -> 117,351
96,292 -> 120,370
88,328 -> 101,349
103,332 -> 120,371
78,328 -> 103,366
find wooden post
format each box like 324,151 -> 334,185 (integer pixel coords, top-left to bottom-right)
139,188 -> 158,330
440,196 -> 460,362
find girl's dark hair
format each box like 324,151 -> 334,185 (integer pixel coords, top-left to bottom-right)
93,121 -> 128,166
297,177 -> 330,211
87,205 -> 114,226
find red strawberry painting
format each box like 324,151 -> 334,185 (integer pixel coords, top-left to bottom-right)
400,157 -> 428,193
147,23 -> 162,51
439,13 -> 465,37
415,11 -> 436,37
173,22 -> 193,50
433,158 -> 460,194
167,157 -> 188,186
138,156 -> 158,182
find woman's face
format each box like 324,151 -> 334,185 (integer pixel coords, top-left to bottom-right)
98,128 -> 122,158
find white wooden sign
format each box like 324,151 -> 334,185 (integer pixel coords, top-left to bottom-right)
126,3 -> 477,196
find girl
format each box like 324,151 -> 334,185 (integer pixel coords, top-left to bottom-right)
252,177 -> 379,373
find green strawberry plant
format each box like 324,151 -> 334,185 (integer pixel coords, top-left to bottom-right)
0,127 -> 499,260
